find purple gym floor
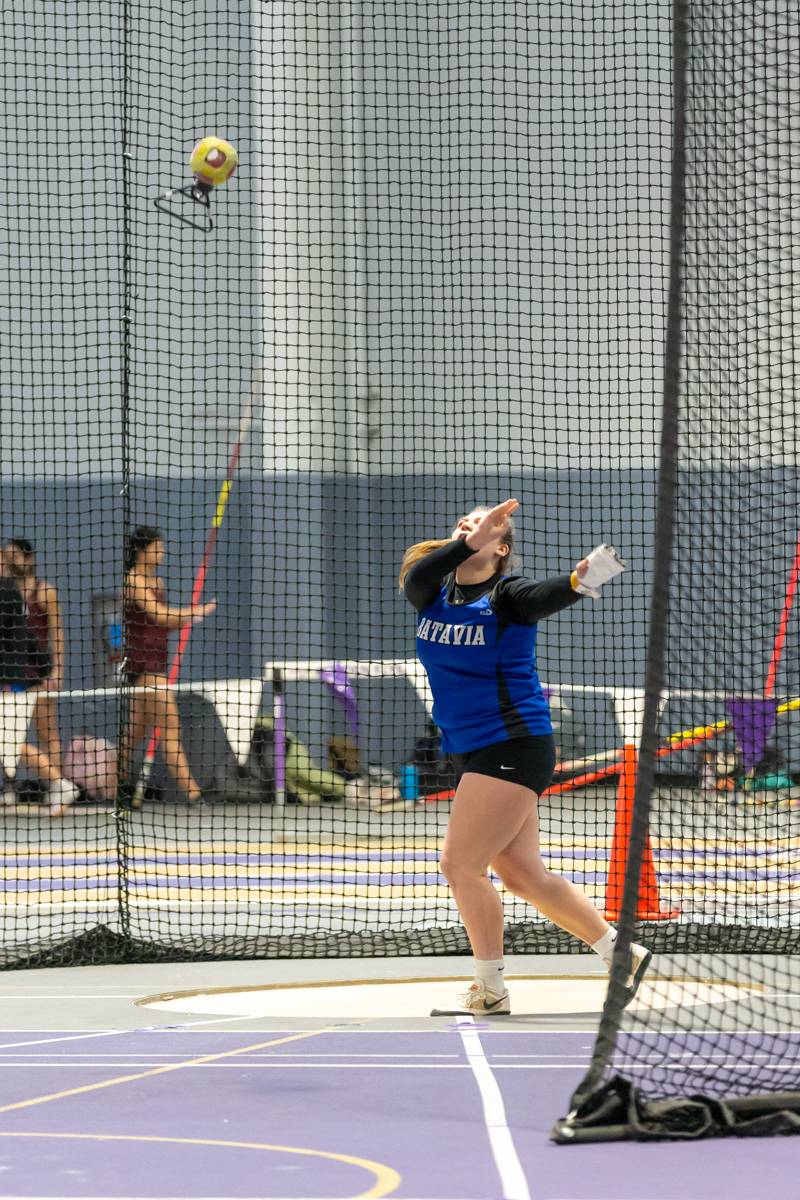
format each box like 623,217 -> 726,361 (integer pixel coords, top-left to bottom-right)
0,1027 -> 795,1200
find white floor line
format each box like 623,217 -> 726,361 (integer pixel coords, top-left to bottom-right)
0,1063 -> 473,1069
458,1016 -> 531,1200
0,1050 -> 462,1058
0,1014 -> 268,1052
2,1060 -> 795,1071
118,1027 -> 600,1034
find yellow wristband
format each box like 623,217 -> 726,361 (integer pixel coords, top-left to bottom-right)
570,570 -> 579,591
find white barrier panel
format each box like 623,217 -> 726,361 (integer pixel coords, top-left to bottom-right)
193,679 -> 263,764
0,680 -> 265,771
262,660 -> 749,742
0,668 -> 764,777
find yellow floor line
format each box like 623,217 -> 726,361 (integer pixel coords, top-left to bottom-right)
0,1027 -> 336,1116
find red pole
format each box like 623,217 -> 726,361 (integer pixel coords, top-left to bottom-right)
131,401 -> 253,801
542,758 -> 623,796
764,533 -> 800,699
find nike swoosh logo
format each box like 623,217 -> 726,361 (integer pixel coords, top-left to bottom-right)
483,994 -> 507,1010
500,766 -> 514,771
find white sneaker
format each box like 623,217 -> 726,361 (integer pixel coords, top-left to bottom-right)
622,943 -> 652,1007
344,774 -> 402,812
49,779 -> 79,817
430,978 -> 511,1017
343,779 -> 371,808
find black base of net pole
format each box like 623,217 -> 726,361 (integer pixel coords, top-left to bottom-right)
553,1077 -> 800,1144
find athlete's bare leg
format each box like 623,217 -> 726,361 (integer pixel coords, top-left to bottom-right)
19,742 -> 61,784
492,803 -> 610,945
31,694 -> 62,776
439,773 -> 536,960
124,674 -> 201,802
440,773 -> 612,961
118,692 -> 150,784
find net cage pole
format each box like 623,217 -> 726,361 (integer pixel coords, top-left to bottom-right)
13,0 -> 800,1001
115,0 -> 134,951
1,0 -> 674,966
553,0 -> 800,1143
339,1 -> 373,699
551,0 -> 689,1140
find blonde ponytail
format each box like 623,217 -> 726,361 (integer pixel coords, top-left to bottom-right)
398,539 -> 450,590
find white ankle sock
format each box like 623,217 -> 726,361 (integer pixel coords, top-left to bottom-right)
473,958 -> 505,994
591,928 -> 618,969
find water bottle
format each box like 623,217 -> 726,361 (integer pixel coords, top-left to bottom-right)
398,764 -> 419,803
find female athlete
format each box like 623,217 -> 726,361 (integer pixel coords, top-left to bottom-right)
401,499 -> 650,1015
120,526 -> 216,804
3,536 -> 65,774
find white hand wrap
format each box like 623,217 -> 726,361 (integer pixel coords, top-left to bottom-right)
574,543 -> 626,599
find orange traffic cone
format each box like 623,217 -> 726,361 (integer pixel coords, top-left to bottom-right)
604,742 -> 679,921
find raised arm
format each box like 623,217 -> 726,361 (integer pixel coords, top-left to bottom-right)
124,571 -> 216,630
494,549 -> 623,624
493,574 -> 584,625
403,539 -> 478,612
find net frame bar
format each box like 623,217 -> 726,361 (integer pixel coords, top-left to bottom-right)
569,0 -> 688,1109
115,0 -> 134,949
552,0 -> 800,1143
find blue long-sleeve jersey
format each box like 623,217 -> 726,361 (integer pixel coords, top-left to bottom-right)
405,539 -> 581,754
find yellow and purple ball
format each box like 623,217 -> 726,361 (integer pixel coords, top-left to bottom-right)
189,136 -> 238,188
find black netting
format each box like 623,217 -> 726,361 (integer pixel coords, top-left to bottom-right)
555,1 -> 800,1144
1,1 -> 682,966
8,10 -> 799,1140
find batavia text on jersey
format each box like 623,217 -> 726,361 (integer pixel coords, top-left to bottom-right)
416,617 -> 487,646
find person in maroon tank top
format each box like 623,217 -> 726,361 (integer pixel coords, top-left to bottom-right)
121,527 -> 216,803
3,537 -> 65,773
1,537 -> 78,815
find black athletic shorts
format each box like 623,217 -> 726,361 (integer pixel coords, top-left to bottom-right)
454,734 -> 556,796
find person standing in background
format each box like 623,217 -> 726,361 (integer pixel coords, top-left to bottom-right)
120,526 -> 216,803
0,562 -> 77,816
3,537 -> 65,774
